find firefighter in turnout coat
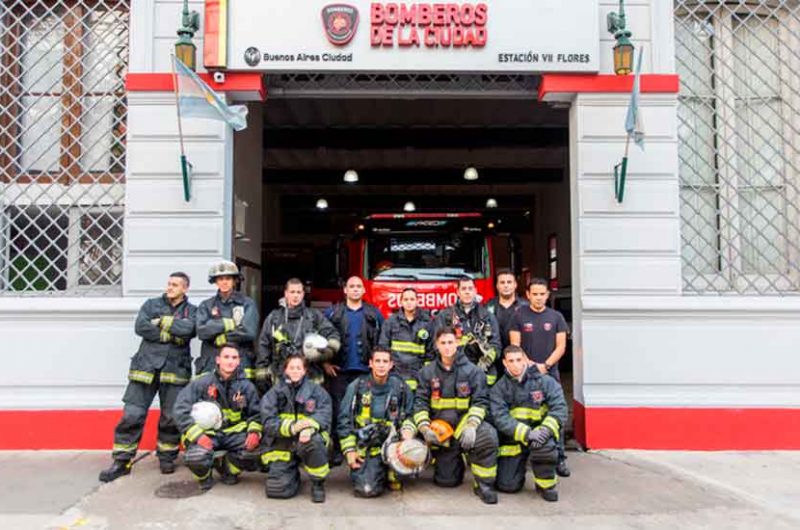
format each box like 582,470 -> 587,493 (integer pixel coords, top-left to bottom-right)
260,354 -> 332,503
196,261 -> 260,380
338,349 -> 417,497
173,345 -> 263,491
99,272 -> 197,483
414,327 -> 499,504
489,345 -> 568,502
378,287 -> 434,392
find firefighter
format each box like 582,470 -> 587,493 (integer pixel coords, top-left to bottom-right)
196,261 -> 260,381
260,353 -> 332,503
257,278 -> 341,390
338,348 -> 416,497
173,345 -> 263,491
509,277 -> 571,477
434,276 -> 501,385
99,272 -> 197,483
484,269 -> 524,352
489,345 -> 568,502
323,276 -> 384,465
414,327 -> 499,504
378,287 -> 434,392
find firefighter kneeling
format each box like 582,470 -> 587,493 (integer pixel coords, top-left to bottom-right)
414,326 -> 499,504
260,353 -> 332,503
173,345 -> 263,491
489,345 -> 568,502
338,348 -> 421,497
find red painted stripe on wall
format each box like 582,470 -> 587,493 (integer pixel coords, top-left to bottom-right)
538,74 -> 680,101
0,410 -> 160,450
203,0 -> 222,68
576,402 -> 800,450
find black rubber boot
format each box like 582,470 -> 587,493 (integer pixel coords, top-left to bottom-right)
214,458 -> 240,485
311,480 -> 326,503
159,460 -> 176,475
199,475 -> 216,491
473,482 -> 498,505
556,459 -> 571,478
537,485 -> 559,502
99,460 -> 132,483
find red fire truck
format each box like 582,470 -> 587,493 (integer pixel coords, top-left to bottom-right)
328,212 -> 513,316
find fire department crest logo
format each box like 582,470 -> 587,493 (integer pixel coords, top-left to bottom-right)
544,322 -> 553,331
321,4 -> 359,46
305,399 -> 316,413
457,382 -> 471,396
531,390 -> 544,402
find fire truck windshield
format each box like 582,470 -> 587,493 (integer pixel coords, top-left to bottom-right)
367,233 -> 489,281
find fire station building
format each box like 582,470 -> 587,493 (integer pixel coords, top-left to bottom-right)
1,0 -> 799,450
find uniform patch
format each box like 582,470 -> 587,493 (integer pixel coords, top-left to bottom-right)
457,382 -> 471,397
523,323 -> 534,332
361,392 -> 372,407
233,390 -> 245,408
211,306 -> 220,318
305,399 -> 316,413
207,384 -> 218,399
417,329 -> 429,340
544,322 -> 552,331
531,390 -> 544,402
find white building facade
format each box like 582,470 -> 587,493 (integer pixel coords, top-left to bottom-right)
1,0 -> 798,450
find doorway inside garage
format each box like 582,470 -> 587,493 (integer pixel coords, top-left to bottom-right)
232,73 -> 576,445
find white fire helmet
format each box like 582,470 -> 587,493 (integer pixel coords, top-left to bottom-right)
190,401 -> 223,430
382,438 -> 431,476
302,333 -> 329,362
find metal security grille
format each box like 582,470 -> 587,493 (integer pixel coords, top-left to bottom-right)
265,72 -> 538,98
0,0 -> 129,295
675,1 -> 800,294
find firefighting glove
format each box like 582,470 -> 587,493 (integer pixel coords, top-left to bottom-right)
196,435 -> 214,451
419,424 -> 441,446
477,351 -> 494,372
244,432 -> 261,451
526,426 -> 553,449
459,420 -> 480,451
159,315 -> 174,331
150,317 -> 161,326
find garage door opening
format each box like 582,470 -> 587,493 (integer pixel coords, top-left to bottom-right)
232,84 -> 575,443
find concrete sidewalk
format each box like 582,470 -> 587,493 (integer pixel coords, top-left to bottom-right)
0,450 -> 798,530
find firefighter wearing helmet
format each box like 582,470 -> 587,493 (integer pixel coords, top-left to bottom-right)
414,326 -> 499,504
337,348 -> 418,497
173,345 -> 263,491
195,261 -> 260,381
260,353 -> 332,503
434,276 -> 502,386
489,345 -> 568,502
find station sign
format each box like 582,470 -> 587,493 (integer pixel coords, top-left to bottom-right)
206,0 -> 599,73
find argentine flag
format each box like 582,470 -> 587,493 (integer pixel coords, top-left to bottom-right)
172,56 -> 248,131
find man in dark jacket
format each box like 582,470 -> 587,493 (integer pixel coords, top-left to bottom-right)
378,287 -> 434,392
257,278 -> 340,389
99,272 -> 197,482
260,353 -> 332,503
489,345 -> 568,502
173,345 -> 263,491
323,276 -> 383,465
434,277 -> 501,385
196,261 -> 260,380
414,327 -> 499,504
338,348 -> 416,497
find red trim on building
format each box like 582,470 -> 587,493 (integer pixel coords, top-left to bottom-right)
0,410 -> 159,450
125,73 -> 266,101
203,0 -> 223,69
538,74 -> 680,101
575,403 -> 800,450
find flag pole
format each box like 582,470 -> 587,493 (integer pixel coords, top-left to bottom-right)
616,134 -> 630,203
170,54 -> 191,202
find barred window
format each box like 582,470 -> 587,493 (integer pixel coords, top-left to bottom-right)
0,0 -> 129,294
675,1 -> 800,294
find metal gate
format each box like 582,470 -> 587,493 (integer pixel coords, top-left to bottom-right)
0,0 -> 129,295
675,0 -> 800,294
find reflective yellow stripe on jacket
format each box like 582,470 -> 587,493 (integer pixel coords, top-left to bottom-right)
390,340 -> 426,355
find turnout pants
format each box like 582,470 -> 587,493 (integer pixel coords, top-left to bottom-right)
111,375 -> 184,463
431,422 -> 498,488
262,433 -> 330,499
325,371 -> 361,459
496,438 -> 558,493
184,431 -> 252,482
